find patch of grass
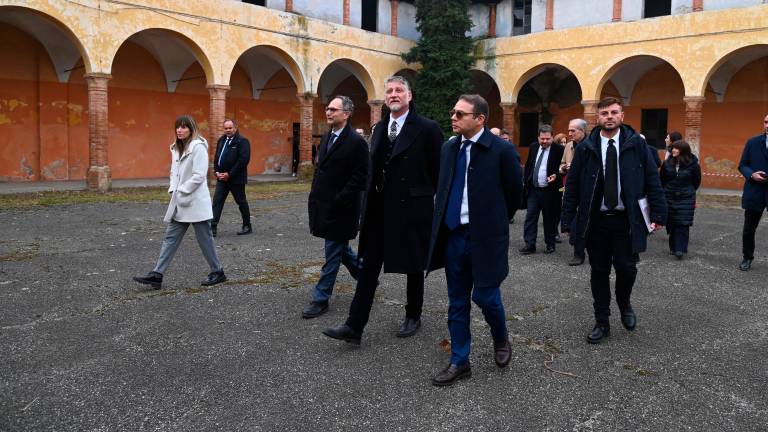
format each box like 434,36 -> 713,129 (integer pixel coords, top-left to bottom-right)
696,193 -> 740,208
0,181 -> 310,209
623,362 -> 657,377
237,260 -> 323,289
0,242 -> 40,262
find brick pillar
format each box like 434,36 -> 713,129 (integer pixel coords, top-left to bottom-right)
297,94 -> 316,177
500,102 -> 517,143
582,99 -> 599,133
343,0 -> 350,25
683,96 -> 705,157
368,100 -> 384,128
545,0 -> 554,30
390,0 -> 398,36
612,0 -> 622,21
692,0 -> 703,12
207,85 -> 229,184
85,73 -> 112,192
488,4 -> 497,37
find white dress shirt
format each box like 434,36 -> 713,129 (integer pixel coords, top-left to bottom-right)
458,128 -> 484,225
388,111 -> 409,140
600,129 -> 624,211
534,145 -> 550,188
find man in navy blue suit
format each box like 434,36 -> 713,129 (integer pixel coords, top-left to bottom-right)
426,94 -> 523,386
738,113 -> 768,271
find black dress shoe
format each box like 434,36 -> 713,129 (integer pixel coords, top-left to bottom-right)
201,271 -> 227,286
519,245 -> 536,255
739,258 -> 753,271
432,363 -> 472,386
133,271 -> 163,289
555,235 -> 562,244
397,318 -> 421,338
587,324 -> 610,344
544,245 -> 556,254
493,339 -> 512,368
674,251 -> 684,260
302,301 -> 328,319
322,324 -> 361,345
211,225 -> 217,237
568,254 -> 585,266
620,306 -> 637,331
236,225 -> 252,235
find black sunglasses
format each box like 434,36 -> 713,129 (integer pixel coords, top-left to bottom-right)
449,110 -> 479,120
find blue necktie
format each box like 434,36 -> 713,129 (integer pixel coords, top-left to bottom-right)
218,136 -> 232,166
445,140 -> 471,230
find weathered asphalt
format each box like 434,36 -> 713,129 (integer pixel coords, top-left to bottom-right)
1,191 -> 767,431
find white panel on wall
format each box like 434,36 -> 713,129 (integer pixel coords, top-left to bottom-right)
704,0 -> 766,11
622,0 -> 644,21
265,0 -> 285,10
377,0 -> 390,34
554,0 -> 612,29
350,0 -> 362,27
469,3 -> 489,38
495,0 -> 513,37
292,0 -> 343,24
398,2 -> 420,40
531,0 -> 546,33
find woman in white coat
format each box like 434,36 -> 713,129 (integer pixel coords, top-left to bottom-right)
133,115 -> 227,289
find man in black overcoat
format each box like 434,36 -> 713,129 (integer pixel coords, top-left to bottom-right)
737,113 -> 768,271
302,95 -> 369,318
520,124 -> 564,255
211,119 -> 251,237
323,76 -> 443,344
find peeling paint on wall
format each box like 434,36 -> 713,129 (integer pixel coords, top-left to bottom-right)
704,157 -> 740,177
0,114 -> 10,125
42,159 -> 66,179
19,157 -> 34,180
262,154 -> 291,174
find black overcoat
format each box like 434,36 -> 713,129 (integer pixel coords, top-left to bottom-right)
358,109 -> 443,273
426,129 -> 523,288
213,132 -> 250,184
308,125 -> 369,241
660,156 -> 701,227
738,134 -> 768,212
523,141 -> 565,209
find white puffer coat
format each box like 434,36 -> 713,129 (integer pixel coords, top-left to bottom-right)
163,137 -> 213,223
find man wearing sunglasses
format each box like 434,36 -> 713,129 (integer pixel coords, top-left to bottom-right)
323,76 -> 443,344
302,96 -> 369,318
427,94 -> 523,386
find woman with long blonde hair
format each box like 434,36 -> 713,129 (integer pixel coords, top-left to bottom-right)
133,115 -> 227,289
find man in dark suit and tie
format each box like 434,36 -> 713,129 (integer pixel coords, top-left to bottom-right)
520,124 -> 565,255
323,76 -> 443,344
302,95 -> 368,318
426,94 -> 523,386
561,97 -> 667,344
738,113 -> 768,271
211,119 -> 251,237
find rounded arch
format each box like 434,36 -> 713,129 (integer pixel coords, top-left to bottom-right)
595,54 -> 682,103
393,68 -> 418,88
0,5 -> 93,81
107,28 -> 214,90
511,63 -> 583,101
226,44 -> 306,98
470,69 -> 503,127
699,44 -> 768,102
315,58 -> 375,102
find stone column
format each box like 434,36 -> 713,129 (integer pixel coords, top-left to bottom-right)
207,84 -> 229,184
297,94 -> 316,177
500,102 -> 517,143
612,0 -> 622,22
285,0 -> 293,12
488,4 -> 497,38
683,96 -> 705,157
582,99 -> 599,133
343,0 -> 350,25
368,100 -> 384,128
390,0 -> 398,36
85,73 -> 112,192
692,0 -> 703,12
545,0 -> 554,30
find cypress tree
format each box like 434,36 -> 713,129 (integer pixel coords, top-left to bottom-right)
402,0 -> 475,134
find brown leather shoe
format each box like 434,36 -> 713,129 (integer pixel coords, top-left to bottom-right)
432,363 -> 471,386
494,339 -> 512,368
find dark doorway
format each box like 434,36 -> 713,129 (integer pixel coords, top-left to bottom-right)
519,112 -> 539,147
640,109 -> 668,149
644,0 -> 671,18
292,123 -> 300,174
513,0 -> 532,35
362,0 -> 378,32
242,0 -> 266,6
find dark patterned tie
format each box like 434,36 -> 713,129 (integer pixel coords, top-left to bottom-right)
533,147 -> 546,187
327,133 -> 337,151
389,121 -> 398,142
604,138 -> 618,209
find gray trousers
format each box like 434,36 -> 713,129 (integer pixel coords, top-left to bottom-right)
153,219 -> 223,275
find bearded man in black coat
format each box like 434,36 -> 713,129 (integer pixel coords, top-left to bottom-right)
323,76 -> 443,344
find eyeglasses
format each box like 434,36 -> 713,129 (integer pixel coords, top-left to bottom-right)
325,107 -> 343,113
449,110 -> 478,120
